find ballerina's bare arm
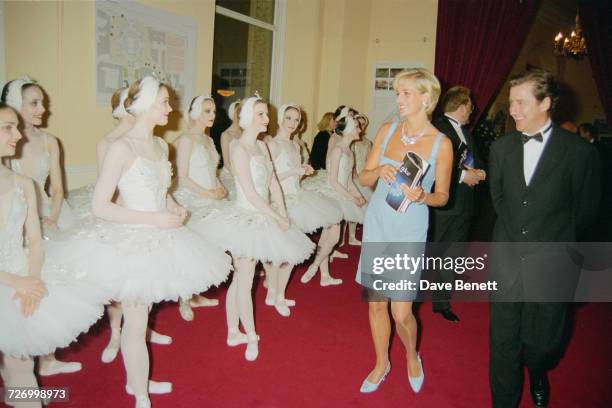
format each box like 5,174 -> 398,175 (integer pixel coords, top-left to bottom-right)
46,134 -> 65,223
96,138 -> 110,175
263,142 -> 288,218
359,123 -> 396,187
21,176 -> 44,278
220,130 -> 233,173
231,142 -> 285,222
329,146 -> 358,201
91,140 -> 182,227
175,135 -> 220,199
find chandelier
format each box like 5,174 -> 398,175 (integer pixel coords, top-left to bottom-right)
553,14 -> 587,60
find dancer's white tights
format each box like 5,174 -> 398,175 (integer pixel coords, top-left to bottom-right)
311,224 -> 340,278
225,258 -> 257,337
264,262 -> 293,301
2,355 -> 41,407
121,304 -> 150,399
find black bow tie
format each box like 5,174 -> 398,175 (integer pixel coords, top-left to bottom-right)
521,132 -> 543,144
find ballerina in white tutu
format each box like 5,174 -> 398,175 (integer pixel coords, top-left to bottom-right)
300,113 -> 366,285
267,103 -> 343,290
218,99 -> 241,200
1,76 -> 87,376
68,87 -> 134,219
341,113 -> 373,246
191,96 -> 314,360
48,76 -> 232,408
2,77 -> 76,235
0,103 -> 104,406
172,94 -> 228,321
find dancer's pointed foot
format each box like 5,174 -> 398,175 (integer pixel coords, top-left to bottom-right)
320,275 -> 343,286
284,298 -> 296,307
348,237 -> 362,246
147,329 -> 172,345
331,250 -> 348,260
101,330 -> 121,363
300,265 -> 318,284
38,356 -> 82,376
265,289 -> 276,306
126,380 -> 173,395
135,395 -> 151,408
179,300 -> 194,321
245,333 -> 259,362
189,295 -> 219,307
274,300 -> 291,317
227,330 -> 259,347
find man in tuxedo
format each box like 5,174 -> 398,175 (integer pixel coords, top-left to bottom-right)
488,69 -> 600,407
429,86 -> 485,322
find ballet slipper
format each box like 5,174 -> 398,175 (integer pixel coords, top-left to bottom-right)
147,329 -> 172,345
179,300 -> 194,322
331,250 -> 348,260
265,289 -> 276,306
245,333 -> 259,362
126,380 -> 172,395
348,237 -> 362,246
189,295 -> 219,307
300,265 -> 318,284
135,395 -> 151,408
38,358 -> 82,376
227,331 -> 259,347
274,300 -> 291,317
284,298 -> 296,307
320,275 -> 343,286
101,330 -> 121,363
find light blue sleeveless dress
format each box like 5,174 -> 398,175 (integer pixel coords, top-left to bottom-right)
356,122 -> 443,300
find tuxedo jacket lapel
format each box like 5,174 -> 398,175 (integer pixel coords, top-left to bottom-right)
507,134 -> 527,190
528,127 -> 564,189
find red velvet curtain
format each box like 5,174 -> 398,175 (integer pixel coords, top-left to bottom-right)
434,0 -> 538,123
579,0 -> 612,125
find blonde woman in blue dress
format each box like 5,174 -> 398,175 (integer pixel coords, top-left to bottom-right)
265,103 -> 342,309
356,68 -> 452,394
192,96 -> 314,361
0,103 -> 105,406
172,94 -> 228,321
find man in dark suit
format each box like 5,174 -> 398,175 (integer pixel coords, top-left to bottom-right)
488,69 -> 600,407
430,86 -> 486,322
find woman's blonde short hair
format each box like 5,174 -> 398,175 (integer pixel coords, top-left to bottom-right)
392,68 -> 441,116
317,112 -> 334,132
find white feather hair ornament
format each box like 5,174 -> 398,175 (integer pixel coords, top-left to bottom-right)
228,99 -> 241,121
4,75 -> 36,111
112,88 -> 129,119
238,93 -> 263,130
189,94 -> 213,121
277,103 -> 301,126
126,75 -> 160,116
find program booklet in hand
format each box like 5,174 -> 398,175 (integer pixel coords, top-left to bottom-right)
457,141 -> 474,169
385,151 -> 431,212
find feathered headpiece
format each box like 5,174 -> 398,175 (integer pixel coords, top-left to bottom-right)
238,92 -> 263,130
112,88 -> 130,119
4,75 -> 36,111
188,94 -> 214,121
126,75 -> 160,116
277,103 -> 301,126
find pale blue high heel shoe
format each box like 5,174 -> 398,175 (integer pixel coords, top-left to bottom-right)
408,353 -> 424,393
359,362 -> 391,393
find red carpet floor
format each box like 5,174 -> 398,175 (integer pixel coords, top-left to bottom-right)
2,243 -> 611,407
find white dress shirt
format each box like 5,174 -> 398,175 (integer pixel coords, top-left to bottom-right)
445,114 -> 468,183
523,120 -> 553,186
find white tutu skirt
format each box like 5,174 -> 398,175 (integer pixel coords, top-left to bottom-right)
191,206 -> 315,266
0,262 -> 105,357
218,168 -> 236,201
302,171 -> 366,223
67,183 -> 95,219
285,190 -> 342,233
172,187 -> 230,219
45,221 -> 232,306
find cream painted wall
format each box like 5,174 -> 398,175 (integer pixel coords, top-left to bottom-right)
4,0 -> 439,184
4,0 -> 216,187
282,0 -> 438,145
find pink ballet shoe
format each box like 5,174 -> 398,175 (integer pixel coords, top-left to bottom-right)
38,358 -> 82,376
147,329 -> 172,345
126,380 -> 172,395
300,265 -> 318,283
189,295 -> 219,307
